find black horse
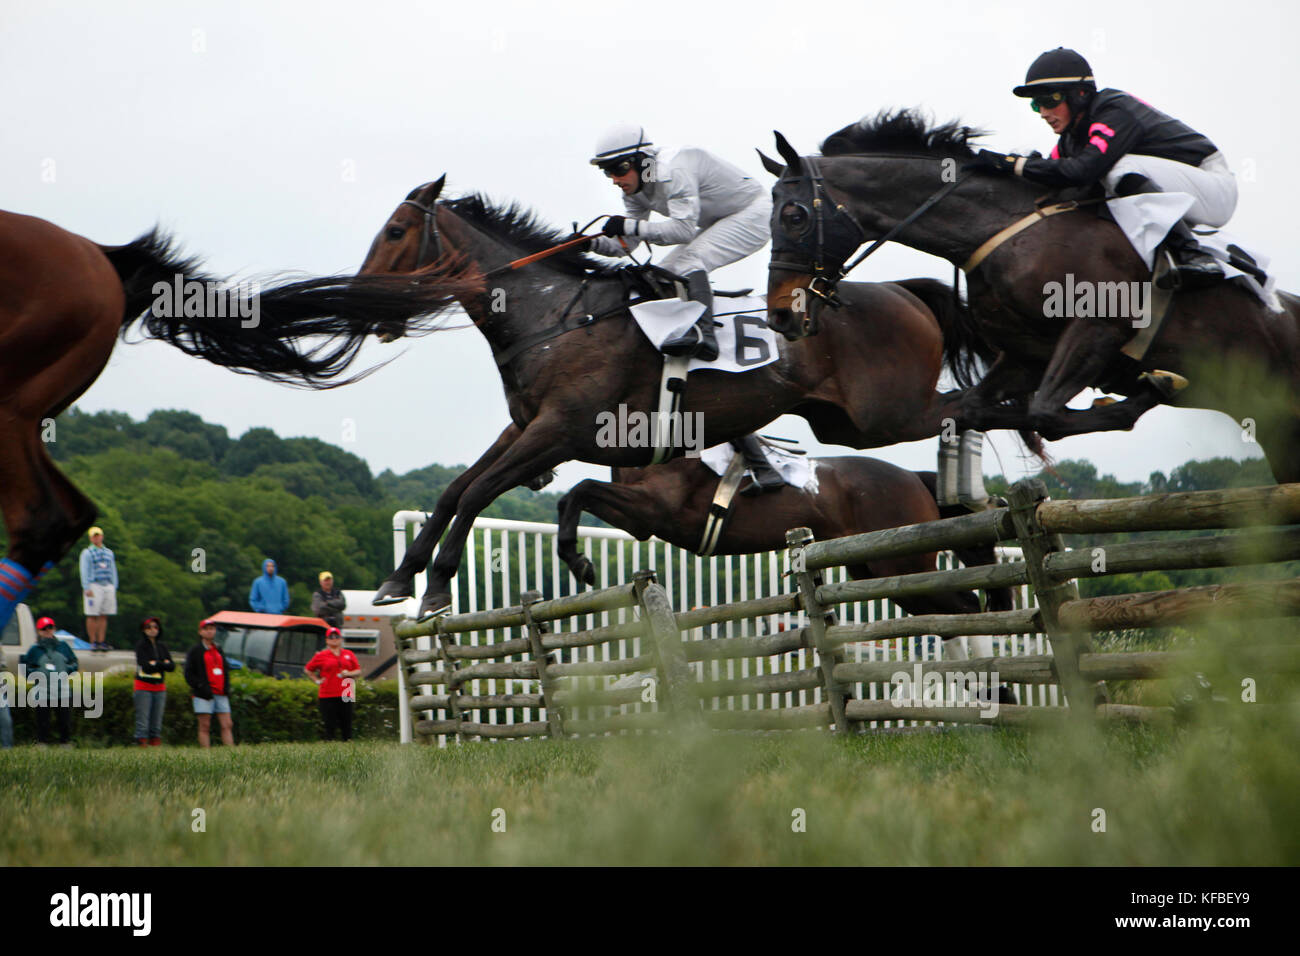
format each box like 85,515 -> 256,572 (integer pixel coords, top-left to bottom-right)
765,110 -> 1300,481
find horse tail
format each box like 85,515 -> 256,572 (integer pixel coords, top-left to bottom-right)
98,229 -> 479,388
894,276 -> 992,390
914,470 -> 1014,612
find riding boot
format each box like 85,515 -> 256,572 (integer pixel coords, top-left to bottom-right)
1113,173 -> 1223,290
661,270 -> 719,361
732,435 -> 785,496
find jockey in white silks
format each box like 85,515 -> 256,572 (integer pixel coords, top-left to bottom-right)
588,123 -> 782,494
588,123 -> 773,360
966,46 -> 1237,290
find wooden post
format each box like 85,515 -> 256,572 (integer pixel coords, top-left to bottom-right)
521,589 -> 565,738
1006,479 -> 1104,718
633,570 -> 702,728
432,616 -> 464,744
787,528 -> 855,735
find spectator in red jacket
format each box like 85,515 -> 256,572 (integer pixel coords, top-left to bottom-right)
184,619 -> 234,748
304,627 -> 361,741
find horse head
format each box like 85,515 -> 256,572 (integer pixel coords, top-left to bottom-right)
765,132 -> 866,342
359,175 -> 468,341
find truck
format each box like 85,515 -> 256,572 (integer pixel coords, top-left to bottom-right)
204,590 -> 401,680
0,603 -> 137,674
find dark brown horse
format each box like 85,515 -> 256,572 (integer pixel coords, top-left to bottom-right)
555,453 -> 1013,616
0,209 -> 475,631
358,177 -> 996,617
765,111 -> 1300,481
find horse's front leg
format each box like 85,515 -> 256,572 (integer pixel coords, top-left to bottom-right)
1026,318 -> 1167,439
373,422 -> 522,604
419,418 -> 572,617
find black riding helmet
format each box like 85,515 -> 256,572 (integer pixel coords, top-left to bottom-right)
1014,47 -> 1098,116
1013,47 -> 1096,96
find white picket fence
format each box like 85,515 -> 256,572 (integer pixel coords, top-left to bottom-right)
392,512 -> 1061,742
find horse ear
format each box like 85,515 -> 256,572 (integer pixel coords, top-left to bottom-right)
756,149 -> 785,178
773,131 -> 801,170
407,176 -> 446,203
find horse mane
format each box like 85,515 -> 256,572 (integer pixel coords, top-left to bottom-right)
441,193 -> 603,277
820,108 -> 987,159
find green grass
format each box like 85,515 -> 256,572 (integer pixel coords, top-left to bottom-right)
2,692 -> 1297,865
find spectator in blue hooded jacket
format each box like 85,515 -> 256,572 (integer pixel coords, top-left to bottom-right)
248,558 -> 290,614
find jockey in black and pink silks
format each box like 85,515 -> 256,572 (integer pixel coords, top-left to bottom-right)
966,47 -> 1237,290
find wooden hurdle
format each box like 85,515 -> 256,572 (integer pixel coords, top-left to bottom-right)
393,480 -> 1300,741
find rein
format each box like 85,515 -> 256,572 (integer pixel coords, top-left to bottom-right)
771,157 -> 967,305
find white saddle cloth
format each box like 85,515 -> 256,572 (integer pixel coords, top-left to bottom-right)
699,442 -> 817,494
629,295 -> 780,373
1107,194 -> 1281,311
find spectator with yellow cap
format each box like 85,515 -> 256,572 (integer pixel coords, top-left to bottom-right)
311,571 -> 346,629
78,526 -> 118,652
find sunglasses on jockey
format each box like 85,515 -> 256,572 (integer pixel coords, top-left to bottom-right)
598,157 -> 636,178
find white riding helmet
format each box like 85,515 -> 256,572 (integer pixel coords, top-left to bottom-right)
589,123 -> 653,165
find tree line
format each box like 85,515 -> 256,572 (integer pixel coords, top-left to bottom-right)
2,408 -> 1280,645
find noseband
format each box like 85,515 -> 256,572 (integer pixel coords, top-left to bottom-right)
399,199 -> 444,269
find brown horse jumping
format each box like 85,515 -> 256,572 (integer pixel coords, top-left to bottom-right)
765,111 -> 1300,480
555,453 -> 1013,616
358,177 -> 998,617
0,209 -> 474,630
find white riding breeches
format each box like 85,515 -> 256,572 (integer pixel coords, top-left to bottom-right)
660,192 -> 773,275
1102,152 -> 1237,227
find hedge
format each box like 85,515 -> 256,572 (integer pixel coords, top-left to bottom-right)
3,673 -> 401,747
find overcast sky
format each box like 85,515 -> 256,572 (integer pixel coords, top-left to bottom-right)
2,0 -> 1293,496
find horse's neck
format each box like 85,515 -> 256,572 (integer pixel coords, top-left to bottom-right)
452,232 -> 620,381
830,158 -> 1035,267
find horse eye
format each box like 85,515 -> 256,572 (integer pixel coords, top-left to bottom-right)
781,204 -> 809,233
386,226 -> 405,241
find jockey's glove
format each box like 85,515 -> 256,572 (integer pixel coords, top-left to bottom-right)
964,149 -> 1019,175
601,215 -> 632,237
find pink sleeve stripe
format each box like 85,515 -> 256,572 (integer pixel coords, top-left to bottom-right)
1088,122 -> 1116,137
1089,136 -> 1109,153
1050,145 -> 1060,159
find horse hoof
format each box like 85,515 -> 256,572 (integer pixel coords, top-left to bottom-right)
998,685 -> 1018,706
372,579 -> 414,606
571,556 -> 596,588
1139,369 -> 1189,399
418,591 -> 452,619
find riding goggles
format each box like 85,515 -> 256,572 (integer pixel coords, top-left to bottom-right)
599,158 -> 635,177
1030,91 -> 1067,112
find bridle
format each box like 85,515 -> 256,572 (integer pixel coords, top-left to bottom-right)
768,157 -> 866,308
399,198 -> 444,270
